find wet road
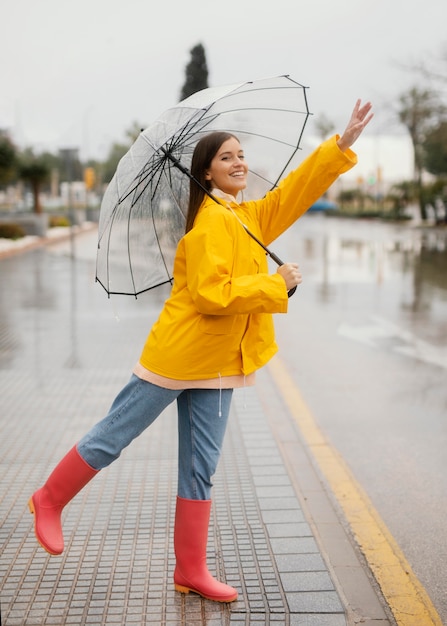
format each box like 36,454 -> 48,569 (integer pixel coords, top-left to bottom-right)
1,215 -> 446,622
273,214 -> 447,622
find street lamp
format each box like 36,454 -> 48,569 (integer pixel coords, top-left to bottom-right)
59,148 -> 79,258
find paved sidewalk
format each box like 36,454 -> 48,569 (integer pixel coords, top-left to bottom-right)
0,231 -> 392,625
0,223 -> 97,260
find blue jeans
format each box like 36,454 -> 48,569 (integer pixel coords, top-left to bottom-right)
77,375 -> 233,500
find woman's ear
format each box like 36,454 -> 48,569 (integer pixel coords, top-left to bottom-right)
204,170 -> 211,181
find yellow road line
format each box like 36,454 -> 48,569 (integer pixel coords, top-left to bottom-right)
268,356 -> 443,626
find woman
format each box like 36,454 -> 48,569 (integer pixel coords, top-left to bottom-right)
29,100 -> 373,603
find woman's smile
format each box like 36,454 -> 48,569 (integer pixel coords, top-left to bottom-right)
205,137 -> 248,197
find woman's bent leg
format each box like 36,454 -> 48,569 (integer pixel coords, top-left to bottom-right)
30,375 -> 180,555
78,375 -> 180,469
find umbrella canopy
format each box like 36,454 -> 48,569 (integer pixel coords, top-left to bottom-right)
95,75 -> 310,297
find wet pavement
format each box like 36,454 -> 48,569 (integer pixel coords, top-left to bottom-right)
273,214 -> 447,623
0,227 -> 393,625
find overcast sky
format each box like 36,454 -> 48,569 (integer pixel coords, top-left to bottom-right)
1,0 -> 446,181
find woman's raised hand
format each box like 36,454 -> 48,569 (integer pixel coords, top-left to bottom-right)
337,100 -> 373,152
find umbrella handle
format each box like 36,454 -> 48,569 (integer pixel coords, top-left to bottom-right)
242,226 -> 296,298
273,256 -> 297,298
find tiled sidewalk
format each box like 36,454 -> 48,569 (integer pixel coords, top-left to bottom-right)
0,238 -> 391,625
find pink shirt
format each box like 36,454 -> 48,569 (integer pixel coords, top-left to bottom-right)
133,362 -> 255,390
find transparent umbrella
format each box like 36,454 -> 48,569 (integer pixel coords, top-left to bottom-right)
95,75 -> 310,297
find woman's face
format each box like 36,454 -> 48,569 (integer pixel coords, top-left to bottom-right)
205,137 -> 248,198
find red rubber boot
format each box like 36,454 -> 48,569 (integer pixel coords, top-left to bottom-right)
28,445 -> 98,555
173,496 -> 238,602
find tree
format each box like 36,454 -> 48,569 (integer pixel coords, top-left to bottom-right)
397,87 -> 439,220
179,43 -> 209,101
0,131 -> 17,186
424,120 -> 447,176
18,151 -> 51,214
409,43 -> 447,94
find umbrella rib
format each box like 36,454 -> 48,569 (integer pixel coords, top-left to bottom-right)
149,180 -> 174,283
151,165 -> 187,281
120,158 -> 164,205
96,197 -> 120,296
127,157 -> 174,294
96,275 -> 174,298
126,200 -> 138,296
271,94 -> 311,185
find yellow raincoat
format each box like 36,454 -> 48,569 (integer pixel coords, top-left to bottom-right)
139,136 -> 357,379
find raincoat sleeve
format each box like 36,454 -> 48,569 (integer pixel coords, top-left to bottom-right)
251,135 -> 357,245
183,208 -> 288,316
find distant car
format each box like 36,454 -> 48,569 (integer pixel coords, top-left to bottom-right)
308,198 -> 338,212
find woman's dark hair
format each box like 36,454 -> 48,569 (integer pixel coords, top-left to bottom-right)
185,131 -> 239,233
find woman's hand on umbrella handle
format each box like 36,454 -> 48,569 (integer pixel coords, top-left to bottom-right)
337,99 -> 374,152
277,263 -> 302,293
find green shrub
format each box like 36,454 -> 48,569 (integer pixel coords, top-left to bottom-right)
49,215 -> 71,228
0,222 -> 26,240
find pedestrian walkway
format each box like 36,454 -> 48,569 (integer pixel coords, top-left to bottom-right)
0,231 -> 392,625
